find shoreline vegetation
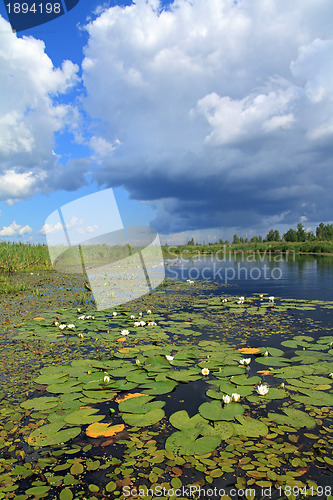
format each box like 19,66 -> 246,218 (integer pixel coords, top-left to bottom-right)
0,223 -> 332,276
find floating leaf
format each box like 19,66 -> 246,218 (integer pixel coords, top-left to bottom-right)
86,423 -> 125,438
122,408 -> 165,427
28,424 -> 81,447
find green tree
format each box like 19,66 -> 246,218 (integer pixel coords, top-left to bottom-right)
297,223 -> 306,242
274,230 -> 281,241
283,228 -> 298,242
265,229 -> 275,242
233,234 -> 240,244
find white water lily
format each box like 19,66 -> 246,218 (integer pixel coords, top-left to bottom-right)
59,324 -> 66,330
130,315 -> 135,320
77,308 -> 81,313
259,294 -> 263,299
148,321 -> 157,326
269,296 -> 275,302
67,324 -> 75,330
147,310 -> 152,314
165,355 -> 174,362
78,333 -> 84,339
121,329 -> 130,336
222,395 -> 232,404
239,358 -> 251,365
135,359 -> 141,366
263,351 -> 269,357
54,321 -> 59,327
78,315 -> 85,320
139,312 -> 143,317
112,312 -> 117,317
231,393 -> 240,402
133,321 -> 140,327
257,384 -> 269,396
329,373 -> 333,379
103,375 -> 110,384
140,321 -> 146,327
201,368 -> 210,376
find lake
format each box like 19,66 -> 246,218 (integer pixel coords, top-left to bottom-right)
165,253 -> 333,301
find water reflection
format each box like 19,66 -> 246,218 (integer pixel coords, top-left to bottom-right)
165,254 -> 333,300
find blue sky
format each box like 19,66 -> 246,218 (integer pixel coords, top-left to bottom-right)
0,0 -> 333,244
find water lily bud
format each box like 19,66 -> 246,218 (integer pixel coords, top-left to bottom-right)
329,373 -> 333,379
222,395 -> 232,404
78,333 -> 84,339
147,310 -> 152,314
112,312 -> 117,317
279,382 -> 285,389
231,393 -> 240,402
263,351 -> 269,357
103,375 -> 110,384
135,359 -> 141,366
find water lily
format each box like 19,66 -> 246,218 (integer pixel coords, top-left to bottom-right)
67,324 -> 75,330
231,393 -> 240,402
148,321 -> 157,326
54,321 -> 59,327
112,312 -> 117,317
147,310 -> 152,314
257,384 -> 269,396
263,351 -> 269,357
239,358 -> 251,366
222,395 -> 232,404
201,368 -> 210,376
139,312 -> 143,317
59,324 -> 66,330
135,359 -> 141,366
140,321 -> 146,327
165,355 -> 174,361
121,329 -> 130,336
103,375 -> 110,384
133,321 -> 140,327
279,382 -> 285,388
329,373 -> 333,379
259,294 -> 263,299
78,333 -> 84,339
130,315 -> 135,320
269,296 -> 275,302
77,308 -> 81,313
78,315 -> 85,320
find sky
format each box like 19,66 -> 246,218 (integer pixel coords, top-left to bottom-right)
0,0 -> 333,245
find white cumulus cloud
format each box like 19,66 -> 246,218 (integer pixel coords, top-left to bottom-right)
0,221 -> 32,236
0,16 -> 80,203
80,0 -> 333,233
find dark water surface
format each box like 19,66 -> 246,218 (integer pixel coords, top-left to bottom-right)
165,254 -> 333,301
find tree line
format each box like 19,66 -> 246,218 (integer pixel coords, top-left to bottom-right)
186,222 -> 333,245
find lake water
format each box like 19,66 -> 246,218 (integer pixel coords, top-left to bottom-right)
165,253 -> 333,301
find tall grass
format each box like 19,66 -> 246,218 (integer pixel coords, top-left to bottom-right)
163,240 -> 333,257
0,242 -> 52,272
